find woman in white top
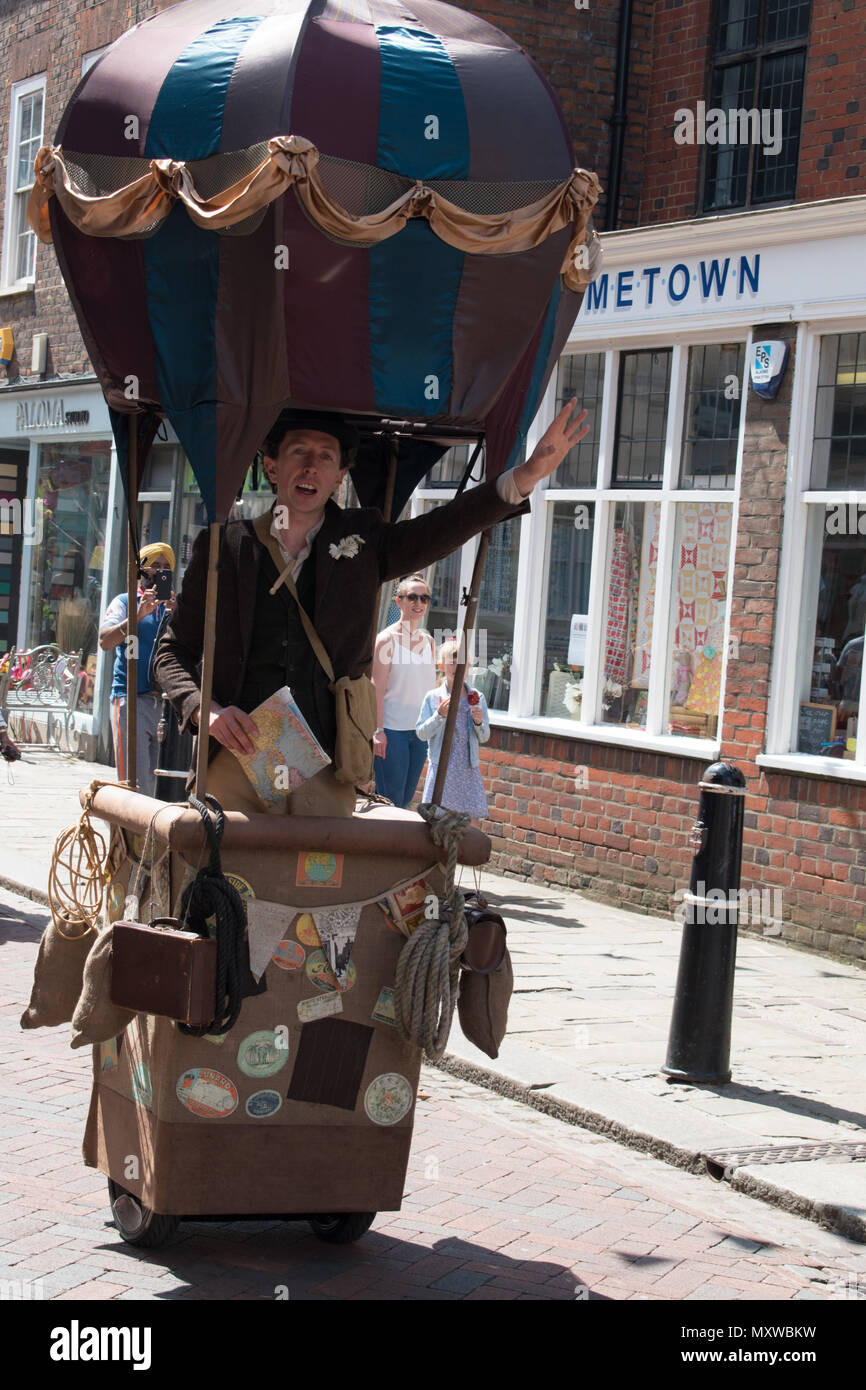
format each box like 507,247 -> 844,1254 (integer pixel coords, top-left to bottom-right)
371,573 -> 436,807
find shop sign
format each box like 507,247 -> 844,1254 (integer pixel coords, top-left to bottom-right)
15,398 -> 91,431
583,255 -> 761,317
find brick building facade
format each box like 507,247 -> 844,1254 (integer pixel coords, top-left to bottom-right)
1,1 -> 865,959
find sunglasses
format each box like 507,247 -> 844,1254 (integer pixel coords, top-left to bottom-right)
400,592 -> 431,604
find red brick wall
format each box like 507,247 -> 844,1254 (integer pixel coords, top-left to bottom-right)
797,0 -> 865,201
0,1 -> 173,382
450,0 -> 654,230
480,325 -> 866,964
640,0 -> 866,224
639,0 -> 711,223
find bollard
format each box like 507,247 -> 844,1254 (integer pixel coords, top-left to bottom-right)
661,760 -> 746,1085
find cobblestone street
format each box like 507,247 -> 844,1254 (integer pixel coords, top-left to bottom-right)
3,890 -> 865,1309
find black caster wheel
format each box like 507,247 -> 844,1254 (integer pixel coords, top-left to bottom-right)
108,1179 -> 180,1248
308,1212 -> 376,1244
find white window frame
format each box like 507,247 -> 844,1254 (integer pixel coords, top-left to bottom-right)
762,319 -> 866,783
2,73 -> 46,294
498,332 -> 746,756
81,47 -> 111,77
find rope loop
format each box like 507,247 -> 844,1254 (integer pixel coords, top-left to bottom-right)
393,804 -> 470,1059
177,795 -> 246,1038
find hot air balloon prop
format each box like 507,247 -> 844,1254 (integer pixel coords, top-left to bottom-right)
28,0 -> 602,796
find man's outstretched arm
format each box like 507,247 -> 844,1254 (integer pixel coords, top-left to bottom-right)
379,400 -> 589,582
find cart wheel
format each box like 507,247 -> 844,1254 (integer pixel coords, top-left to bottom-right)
108,1179 -> 179,1248
308,1212 -> 376,1244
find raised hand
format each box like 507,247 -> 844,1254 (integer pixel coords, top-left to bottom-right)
512,398 -> 590,495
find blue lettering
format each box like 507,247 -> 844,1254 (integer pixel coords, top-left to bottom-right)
669,264 -> 690,302
586,274 -> 608,312
616,270 -> 634,308
738,253 -> 760,294
642,267 -> 661,305
699,257 -> 730,298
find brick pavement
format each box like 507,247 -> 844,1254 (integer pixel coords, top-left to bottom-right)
3,891 -> 866,1303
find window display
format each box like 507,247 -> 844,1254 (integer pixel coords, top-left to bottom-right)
26,441 -> 111,712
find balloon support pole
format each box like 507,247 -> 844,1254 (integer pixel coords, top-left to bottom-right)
125,423 -> 138,790
430,527 -> 490,809
193,522 -> 221,801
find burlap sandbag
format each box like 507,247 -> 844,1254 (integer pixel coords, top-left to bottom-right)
457,949 -> 514,1060
70,924 -> 136,1049
20,918 -> 97,1029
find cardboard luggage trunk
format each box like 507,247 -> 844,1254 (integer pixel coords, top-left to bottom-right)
82,788 -> 489,1217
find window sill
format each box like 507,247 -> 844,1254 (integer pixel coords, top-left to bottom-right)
0,280 -> 36,298
757,753 -> 866,783
487,711 -> 719,760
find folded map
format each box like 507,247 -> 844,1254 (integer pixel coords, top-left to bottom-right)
232,686 -> 330,806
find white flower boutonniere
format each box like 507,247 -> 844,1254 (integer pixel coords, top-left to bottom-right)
329,534 -> 365,560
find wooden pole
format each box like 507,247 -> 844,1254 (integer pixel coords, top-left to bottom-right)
193,521 -> 221,800
431,527 -> 490,808
125,420 -> 138,789
382,435 -> 398,524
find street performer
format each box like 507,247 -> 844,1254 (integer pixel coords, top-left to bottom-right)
154,400 -> 588,816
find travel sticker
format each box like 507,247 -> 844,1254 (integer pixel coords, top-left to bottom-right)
177,1068 -> 239,1118
100,1037 -> 119,1070
364,1073 -> 413,1127
305,949 -> 356,994
296,913 -> 321,947
372,986 -> 397,1027
296,851 -> 343,888
272,939 -> 305,971
225,873 -> 255,901
131,1060 -> 152,1110
245,1089 -> 283,1119
236,1029 -> 290,1078
297,993 -> 343,1023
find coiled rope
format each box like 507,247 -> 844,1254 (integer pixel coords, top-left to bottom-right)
394,804 -> 469,1059
177,794 -> 247,1038
47,779 -> 115,940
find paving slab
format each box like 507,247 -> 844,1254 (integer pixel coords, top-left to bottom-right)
2,745 -> 865,1243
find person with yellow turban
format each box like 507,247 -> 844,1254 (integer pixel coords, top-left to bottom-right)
99,542 -> 177,796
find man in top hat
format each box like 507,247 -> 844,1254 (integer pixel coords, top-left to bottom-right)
99,541 -> 177,797
154,401 -> 588,815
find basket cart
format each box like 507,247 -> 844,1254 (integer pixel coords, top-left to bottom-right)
82,789 -> 489,1245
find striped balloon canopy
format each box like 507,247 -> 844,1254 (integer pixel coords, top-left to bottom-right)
32,0 -> 601,520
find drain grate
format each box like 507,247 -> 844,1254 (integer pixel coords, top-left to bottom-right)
704,1140 -> 866,1171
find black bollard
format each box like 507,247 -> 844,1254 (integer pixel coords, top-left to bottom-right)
661,760 -> 746,1085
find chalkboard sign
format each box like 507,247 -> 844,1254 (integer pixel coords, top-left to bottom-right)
797,702 -> 837,755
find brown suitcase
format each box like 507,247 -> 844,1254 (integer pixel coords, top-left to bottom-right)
110,918 -> 217,1027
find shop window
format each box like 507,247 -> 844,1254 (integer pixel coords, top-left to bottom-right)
666,503 -> 733,738
3,75 -> 45,289
472,515 -> 520,711
681,344 -> 744,489
420,443 -> 473,488
550,353 -> 604,488
26,442 -> 112,712
702,0 -> 809,213
600,501 -> 652,726
612,350 -> 671,486
539,502 -> 594,719
421,500 -> 461,644
796,332 -> 866,758
810,334 -> 866,490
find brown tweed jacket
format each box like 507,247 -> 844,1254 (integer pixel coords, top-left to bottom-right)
154,477 -> 527,769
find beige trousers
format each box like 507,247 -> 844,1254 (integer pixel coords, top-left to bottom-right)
205,746 -> 356,818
